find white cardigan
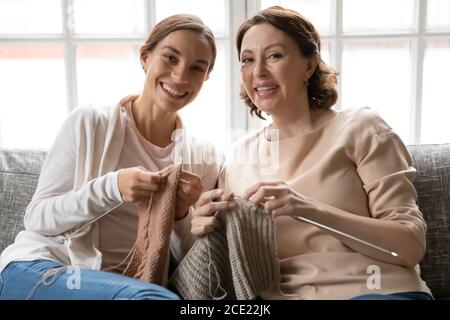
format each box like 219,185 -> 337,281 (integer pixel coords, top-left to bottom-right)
0,101 -> 220,272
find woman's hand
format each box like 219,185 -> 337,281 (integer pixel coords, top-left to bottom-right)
191,189 -> 236,237
243,181 -> 317,217
175,170 -> 203,221
117,167 -> 165,203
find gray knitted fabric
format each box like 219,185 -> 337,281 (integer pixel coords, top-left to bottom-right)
169,198 -> 280,300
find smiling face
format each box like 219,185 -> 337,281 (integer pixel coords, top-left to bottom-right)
239,23 -> 316,117
141,29 -> 213,113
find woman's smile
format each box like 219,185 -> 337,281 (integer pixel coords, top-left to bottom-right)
159,81 -> 188,100
254,83 -> 280,98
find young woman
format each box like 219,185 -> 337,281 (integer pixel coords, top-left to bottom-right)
192,7 -> 432,300
0,14 -> 220,300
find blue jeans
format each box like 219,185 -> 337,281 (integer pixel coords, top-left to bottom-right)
351,292 -> 433,300
0,260 -> 179,300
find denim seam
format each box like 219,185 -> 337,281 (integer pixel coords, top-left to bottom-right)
0,271 -> 4,295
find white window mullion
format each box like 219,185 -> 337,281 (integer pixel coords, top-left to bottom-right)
335,0 -> 343,110
229,0 -> 249,132
145,0 -> 156,32
246,0 -> 260,17
70,36 -> 144,44
0,36 -> 63,43
62,0 -> 78,111
412,0 -> 427,144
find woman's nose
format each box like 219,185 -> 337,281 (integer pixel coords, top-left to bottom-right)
171,65 -> 189,84
253,60 -> 267,78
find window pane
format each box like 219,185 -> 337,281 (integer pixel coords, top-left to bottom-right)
321,40 -> 331,66
260,0 -> 333,34
421,40 -> 450,143
426,0 -> 450,31
343,0 -> 416,33
342,41 -> 412,143
155,0 -> 226,36
180,42 -> 227,150
0,0 -> 62,34
0,45 -> 67,149
76,44 -> 143,106
72,0 -> 144,35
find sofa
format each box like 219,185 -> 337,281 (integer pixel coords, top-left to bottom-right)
1,145 -> 449,299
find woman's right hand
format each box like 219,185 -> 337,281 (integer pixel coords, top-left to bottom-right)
117,167 -> 165,203
191,189 -> 236,237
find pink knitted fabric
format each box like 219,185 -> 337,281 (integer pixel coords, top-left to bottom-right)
123,165 -> 181,285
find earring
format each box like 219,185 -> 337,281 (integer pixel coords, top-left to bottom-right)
305,79 -> 309,87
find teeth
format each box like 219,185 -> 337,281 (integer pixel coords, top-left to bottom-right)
256,85 -> 278,92
162,83 -> 186,97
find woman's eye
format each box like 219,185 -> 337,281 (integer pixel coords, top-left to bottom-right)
164,55 -> 178,64
192,66 -> 206,73
268,53 -> 282,60
241,57 -> 253,65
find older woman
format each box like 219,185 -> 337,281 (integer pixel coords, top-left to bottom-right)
192,6 -> 432,300
0,14 -> 220,300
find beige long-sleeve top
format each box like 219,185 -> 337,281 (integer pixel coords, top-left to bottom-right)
220,107 -> 431,300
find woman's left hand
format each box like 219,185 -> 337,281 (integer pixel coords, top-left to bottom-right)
243,181 -> 317,217
175,170 -> 203,221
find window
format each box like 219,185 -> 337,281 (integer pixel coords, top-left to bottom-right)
421,39 -> 450,143
342,41 -> 412,141
1,0 -> 449,149
0,0 -> 244,151
0,44 -> 67,149
259,0 -> 450,144
0,0 -> 62,34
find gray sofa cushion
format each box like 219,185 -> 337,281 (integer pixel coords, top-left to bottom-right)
408,144 -> 450,299
0,149 -> 47,253
0,145 -> 449,299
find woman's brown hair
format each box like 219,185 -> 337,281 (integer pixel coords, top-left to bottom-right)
141,14 -> 216,74
236,6 -> 338,119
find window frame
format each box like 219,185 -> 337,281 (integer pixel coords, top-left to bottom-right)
1,0 -> 450,146
0,0 -> 251,149
248,0 -> 450,144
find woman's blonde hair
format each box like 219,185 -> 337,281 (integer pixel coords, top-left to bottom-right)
236,6 -> 338,119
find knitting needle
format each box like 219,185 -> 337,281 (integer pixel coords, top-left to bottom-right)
291,215 -> 399,257
230,195 -> 398,257
54,202 -> 123,243
61,165 -> 184,243
213,193 -> 399,257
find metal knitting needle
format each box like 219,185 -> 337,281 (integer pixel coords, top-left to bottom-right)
291,215 -> 399,257
224,195 -> 399,257
61,164 -> 182,242
59,202 -> 124,242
